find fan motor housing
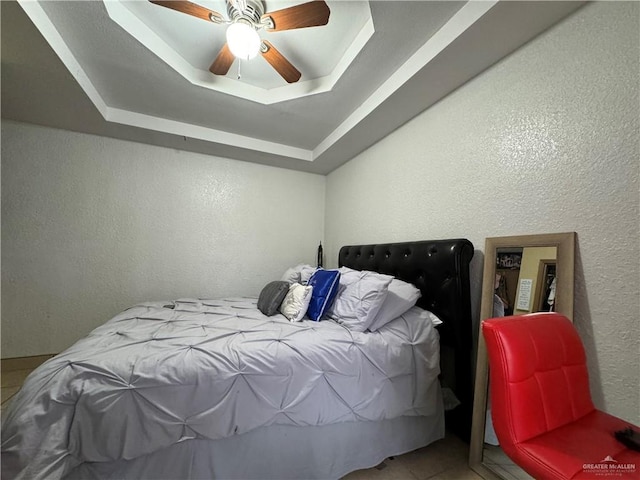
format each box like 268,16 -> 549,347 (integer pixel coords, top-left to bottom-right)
227,0 -> 265,25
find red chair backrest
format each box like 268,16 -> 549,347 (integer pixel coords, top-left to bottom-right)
483,313 -> 595,447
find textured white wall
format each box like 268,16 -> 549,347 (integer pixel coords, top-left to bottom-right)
1,122 -> 325,358
1,1 -> 638,424
325,2 -> 639,423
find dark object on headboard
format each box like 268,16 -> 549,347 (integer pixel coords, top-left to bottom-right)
339,239 -> 475,441
317,242 -> 323,268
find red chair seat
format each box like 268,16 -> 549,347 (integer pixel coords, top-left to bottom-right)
517,410 -> 638,479
483,313 -> 639,480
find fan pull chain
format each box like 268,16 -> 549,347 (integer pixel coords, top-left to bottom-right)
237,60 -> 242,80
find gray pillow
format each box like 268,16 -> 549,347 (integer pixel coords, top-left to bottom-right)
258,281 -> 291,316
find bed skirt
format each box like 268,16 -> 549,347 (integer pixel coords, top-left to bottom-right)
67,401 -> 445,480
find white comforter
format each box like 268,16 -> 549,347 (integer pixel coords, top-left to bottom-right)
1,297 -> 440,480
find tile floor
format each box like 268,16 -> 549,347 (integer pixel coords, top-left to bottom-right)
2,355 -> 486,480
342,434 -> 484,480
483,445 -> 533,480
2,355 -> 55,418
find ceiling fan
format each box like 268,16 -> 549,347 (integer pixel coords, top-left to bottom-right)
149,0 -> 331,83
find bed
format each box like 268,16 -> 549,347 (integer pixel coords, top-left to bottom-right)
1,238 -> 474,480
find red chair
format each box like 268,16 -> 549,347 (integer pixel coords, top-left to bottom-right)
483,312 -> 639,479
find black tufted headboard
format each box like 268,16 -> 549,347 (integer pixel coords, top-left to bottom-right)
339,238 -> 474,440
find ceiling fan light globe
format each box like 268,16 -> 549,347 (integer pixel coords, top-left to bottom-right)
226,22 -> 261,60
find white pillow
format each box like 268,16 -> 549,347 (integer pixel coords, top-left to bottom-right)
377,306 -> 442,331
300,265 -> 317,284
427,310 -> 443,326
279,283 -> 313,322
327,268 -> 392,332
368,278 -> 422,331
280,264 -> 317,285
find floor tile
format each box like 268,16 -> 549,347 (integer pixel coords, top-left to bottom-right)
344,433 -> 476,480
483,444 -> 533,479
1,355 -> 54,373
502,464 -> 534,480
1,369 -> 33,388
342,458 -> 417,480
397,435 -> 469,480
1,386 -> 20,405
426,464 -> 484,479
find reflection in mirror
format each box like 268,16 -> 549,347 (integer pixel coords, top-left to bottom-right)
469,233 -> 575,480
494,246 -> 557,318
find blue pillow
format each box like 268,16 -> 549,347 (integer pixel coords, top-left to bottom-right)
306,269 -> 341,321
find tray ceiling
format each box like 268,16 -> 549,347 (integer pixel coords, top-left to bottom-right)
1,1 -> 585,174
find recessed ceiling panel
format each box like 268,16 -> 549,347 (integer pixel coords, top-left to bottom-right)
106,0 -> 374,103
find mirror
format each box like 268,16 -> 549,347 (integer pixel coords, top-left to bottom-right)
469,233 -> 576,479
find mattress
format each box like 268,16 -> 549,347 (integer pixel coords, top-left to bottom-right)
1,297 -> 442,480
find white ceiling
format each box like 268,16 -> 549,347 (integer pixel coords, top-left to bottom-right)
1,1 -> 585,174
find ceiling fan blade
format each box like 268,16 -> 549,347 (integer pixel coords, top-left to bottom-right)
210,44 -> 235,75
261,40 -> 301,83
261,1 -> 330,32
149,1 -> 224,23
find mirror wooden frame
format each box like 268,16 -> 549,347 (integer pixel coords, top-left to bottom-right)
469,232 -> 576,479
